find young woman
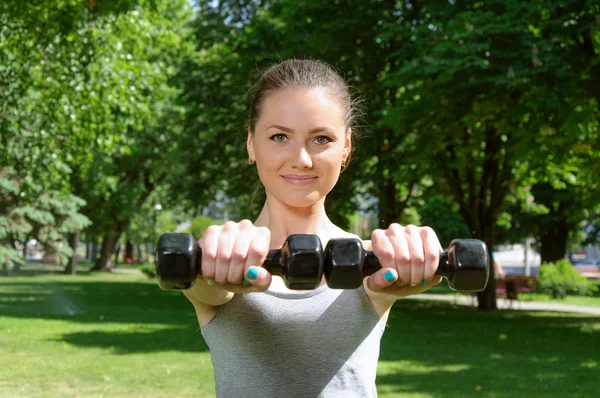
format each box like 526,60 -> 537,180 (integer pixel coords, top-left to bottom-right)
183,59 -> 443,397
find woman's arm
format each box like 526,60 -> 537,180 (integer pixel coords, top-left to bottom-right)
360,240 -> 398,319
182,278 -> 234,307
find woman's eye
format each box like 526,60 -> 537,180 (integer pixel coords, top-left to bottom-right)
270,133 -> 288,143
314,136 -> 333,145
269,133 -> 332,145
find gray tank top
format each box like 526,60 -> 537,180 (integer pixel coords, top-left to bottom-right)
200,283 -> 387,397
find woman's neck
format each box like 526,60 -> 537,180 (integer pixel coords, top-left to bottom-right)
253,195 -> 343,249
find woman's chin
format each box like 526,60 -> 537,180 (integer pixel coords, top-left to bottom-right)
278,193 -> 324,208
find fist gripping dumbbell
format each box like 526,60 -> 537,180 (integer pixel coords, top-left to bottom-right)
155,233 -> 489,292
323,238 -> 489,291
155,233 -> 324,291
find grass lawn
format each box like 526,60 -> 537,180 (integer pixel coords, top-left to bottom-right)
1,266 -> 598,397
427,279 -> 600,307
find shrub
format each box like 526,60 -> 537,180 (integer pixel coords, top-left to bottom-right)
140,263 -> 156,278
537,259 -> 598,299
183,216 -> 223,240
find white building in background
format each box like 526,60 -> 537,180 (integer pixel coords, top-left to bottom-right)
494,238 -> 541,276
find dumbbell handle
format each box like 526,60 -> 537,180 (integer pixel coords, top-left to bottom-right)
363,251 -> 451,278
200,249 -> 284,276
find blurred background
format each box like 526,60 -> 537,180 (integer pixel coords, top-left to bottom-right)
1,1 -> 599,396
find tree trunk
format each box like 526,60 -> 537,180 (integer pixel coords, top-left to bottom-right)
89,238 -> 98,263
113,244 -> 121,267
137,244 -> 145,264
476,226 -> 497,310
378,180 -> 399,228
91,220 -> 129,271
12,237 -> 22,271
540,219 -> 569,263
23,235 -> 29,264
125,240 -> 134,263
64,231 -> 80,275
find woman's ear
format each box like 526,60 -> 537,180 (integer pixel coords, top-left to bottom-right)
247,127 -> 255,161
344,128 -> 352,160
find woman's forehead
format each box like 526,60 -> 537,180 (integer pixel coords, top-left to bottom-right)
258,88 -> 345,130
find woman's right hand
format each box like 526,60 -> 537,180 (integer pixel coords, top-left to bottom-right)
198,219 -> 273,293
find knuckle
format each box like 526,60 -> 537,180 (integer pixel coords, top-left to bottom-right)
378,248 -> 395,262
239,219 -> 253,229
396,252 -> 411,264
202,225 -> 218,238
230,250 -> 246,264
216,251 -> 231,263
202,247 -> 217,261
222,221 -> 237,231
421,226 -> 435,235
247,245 -> 265,259
404,224 -> 418,234
371,229 -> 384,239
412,254 -> 426,265
389,223 -> 403,231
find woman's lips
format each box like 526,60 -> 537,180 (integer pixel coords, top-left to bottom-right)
281,175 -> 318,186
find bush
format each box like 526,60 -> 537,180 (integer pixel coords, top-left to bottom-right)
140,263 -> 156,278
537,259 -> 598,299
183,216 -> 223,240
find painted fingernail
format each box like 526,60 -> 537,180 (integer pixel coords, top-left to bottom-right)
384,271 -> 396,282
410,283 -> 417,287
206,279 -> 215,285
397,283 -> 405,287
246,267 -> 259,280
421,279 -> 429,286
242,279 -> 250,286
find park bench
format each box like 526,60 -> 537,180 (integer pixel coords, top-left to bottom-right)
495,275 -> 537,308
575,265 -> 600,279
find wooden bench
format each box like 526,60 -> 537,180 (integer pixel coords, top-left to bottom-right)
575,266 -> 600,279
495,275 -> 537,308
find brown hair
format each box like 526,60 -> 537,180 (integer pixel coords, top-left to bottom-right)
245,58 -> 363,217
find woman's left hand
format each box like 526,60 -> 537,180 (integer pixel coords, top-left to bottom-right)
364,223 -> 443,297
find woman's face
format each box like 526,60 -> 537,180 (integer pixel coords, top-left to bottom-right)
247,87 -> 351,208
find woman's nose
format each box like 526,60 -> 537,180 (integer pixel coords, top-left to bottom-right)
291,145 -> 313,168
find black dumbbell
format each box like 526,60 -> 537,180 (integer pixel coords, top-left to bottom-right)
155,233 -> 324,290
323,238 -> 489,292
156,233 -> 489,292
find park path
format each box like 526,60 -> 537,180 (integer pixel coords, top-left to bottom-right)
411,293 -> 600,315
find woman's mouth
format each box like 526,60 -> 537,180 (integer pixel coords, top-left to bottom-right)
281,175 -> 318,186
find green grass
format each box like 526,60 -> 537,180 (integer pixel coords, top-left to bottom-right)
429,279 -> 600,307
1,267 -> 599,397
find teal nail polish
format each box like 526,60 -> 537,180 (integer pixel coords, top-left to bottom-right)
384,271 -> 396,282
206,279 -> 215,285
421,279 -> 429,286
246,267 -> 259,280
242,279 -> 250,286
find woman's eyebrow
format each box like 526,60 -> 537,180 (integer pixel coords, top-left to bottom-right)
267,124 -> 332,134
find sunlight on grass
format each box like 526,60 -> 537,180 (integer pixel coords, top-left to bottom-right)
378,360 -> 471,375
1,268 -> 599,397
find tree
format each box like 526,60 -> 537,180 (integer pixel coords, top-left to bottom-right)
380,0 -> 599,309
